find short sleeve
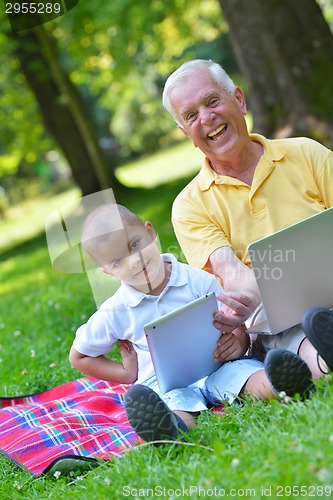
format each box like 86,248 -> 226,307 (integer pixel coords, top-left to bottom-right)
73,309 -> 116,357
313,144 -> 333,208
172,187 -> 231,271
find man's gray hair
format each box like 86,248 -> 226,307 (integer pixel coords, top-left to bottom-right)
162,59 -> 236,123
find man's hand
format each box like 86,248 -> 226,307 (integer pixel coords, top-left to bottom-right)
209,246 -> 262,331
214,291 -> 257,332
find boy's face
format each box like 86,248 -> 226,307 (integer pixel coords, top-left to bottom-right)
98,222 -> 164,293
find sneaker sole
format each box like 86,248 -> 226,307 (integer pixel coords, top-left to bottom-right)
302,307 -> 333,372
124,385 -> 178,443
264,349 -> 314,398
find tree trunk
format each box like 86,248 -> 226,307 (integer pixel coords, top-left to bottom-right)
12,26 -> 124,197
219,0 -> 333,145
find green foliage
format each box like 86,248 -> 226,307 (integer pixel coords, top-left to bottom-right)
0,18 -> 55,176
1,0 -> 332,193
0,0 -> 232,187
52,0 -> 229,158
318,0 -> 333,24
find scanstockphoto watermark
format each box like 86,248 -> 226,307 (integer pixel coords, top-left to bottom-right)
122,485 -> 333,497
122,485 -> 258,497
4,0 -> 80,33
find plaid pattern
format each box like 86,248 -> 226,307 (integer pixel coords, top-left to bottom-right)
0,377 -> 140,476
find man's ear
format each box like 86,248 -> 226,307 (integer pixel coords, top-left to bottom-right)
234,87 -> 247,115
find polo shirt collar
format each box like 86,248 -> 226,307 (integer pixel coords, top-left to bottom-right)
120,253 -> 188,307
197,133 -> 286,191
198,157 -> 218,191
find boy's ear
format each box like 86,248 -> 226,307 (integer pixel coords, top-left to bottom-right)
144,221 -> 157,239
101,267 -> 113,276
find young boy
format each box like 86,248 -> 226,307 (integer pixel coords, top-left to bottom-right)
69,204 -> 313,443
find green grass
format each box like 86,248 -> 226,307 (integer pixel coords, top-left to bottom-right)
1,144 -> 333,498
0,187 -> 81,255
115,140 -> 203,188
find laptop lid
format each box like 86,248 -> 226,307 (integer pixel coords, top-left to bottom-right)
144,292 -> 223,394
247,207 -> 333,334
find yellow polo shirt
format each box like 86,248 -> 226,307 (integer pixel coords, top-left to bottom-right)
172,134 -> 333,271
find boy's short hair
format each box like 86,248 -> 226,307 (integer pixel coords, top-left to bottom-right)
81,204 -> 144,265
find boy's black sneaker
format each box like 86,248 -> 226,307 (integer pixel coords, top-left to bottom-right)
301,306 -> 333,372
264,348 -> 314,399
124,384 -> 188,444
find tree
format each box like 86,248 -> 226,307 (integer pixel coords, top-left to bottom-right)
219,0 -> 333,145
1,0 -> 226,194
53,0 -> 226,158
12,25 -> 123,197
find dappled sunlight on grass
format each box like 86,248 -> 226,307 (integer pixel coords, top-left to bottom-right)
0,142 -> 202,257
0,187 -> 81,254
0,261 -> 49,299
115,141 -> 203,188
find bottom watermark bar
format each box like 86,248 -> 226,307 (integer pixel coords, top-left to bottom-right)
122,485 -> 333,497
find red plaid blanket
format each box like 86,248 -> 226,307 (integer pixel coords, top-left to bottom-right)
0,377 -> 140,476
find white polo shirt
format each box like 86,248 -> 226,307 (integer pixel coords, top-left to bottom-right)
73,254 -> 224,384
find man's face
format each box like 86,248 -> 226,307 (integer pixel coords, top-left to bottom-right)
169,70 -> 248,163
98,222 -> 164,293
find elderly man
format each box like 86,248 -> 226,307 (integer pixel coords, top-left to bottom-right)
163,59 -> 333,388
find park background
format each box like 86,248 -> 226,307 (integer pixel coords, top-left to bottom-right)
0,0 -> 333,498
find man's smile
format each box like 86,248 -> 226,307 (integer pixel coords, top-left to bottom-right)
208,124 -> 227,141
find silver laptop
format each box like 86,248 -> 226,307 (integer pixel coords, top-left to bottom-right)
247,207 -> 333,335
144,292 -> 223,394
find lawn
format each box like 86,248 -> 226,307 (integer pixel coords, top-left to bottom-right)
0,143 -> 332,499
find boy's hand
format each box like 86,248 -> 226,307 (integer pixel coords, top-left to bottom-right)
118,340 -> 138,380
213,333 -> 244,362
